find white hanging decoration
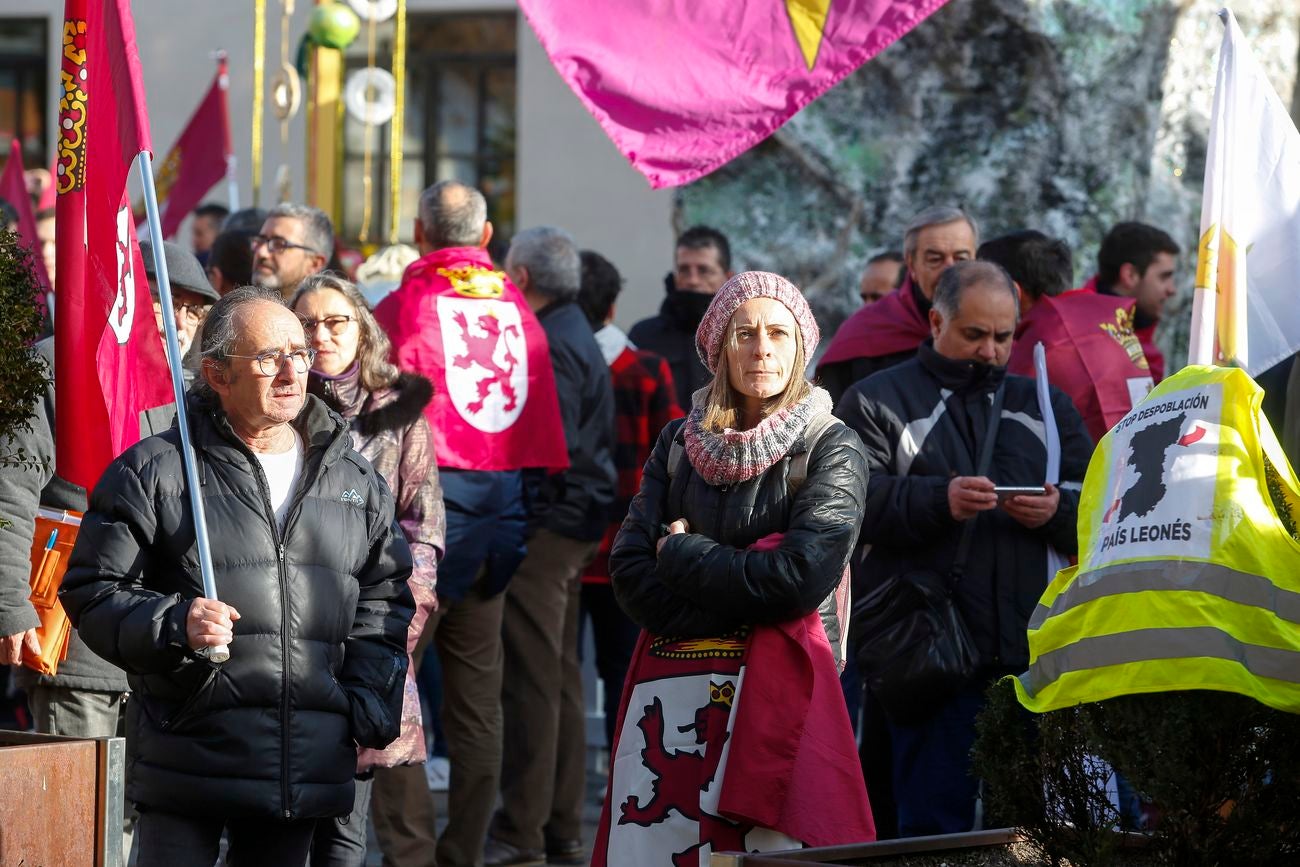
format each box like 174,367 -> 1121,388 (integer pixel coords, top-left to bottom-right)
270,61 -> 302,122
347,0 -> 397,23
344,66 -> 397,126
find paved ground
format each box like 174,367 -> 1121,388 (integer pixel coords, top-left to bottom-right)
363,750 -> 609,865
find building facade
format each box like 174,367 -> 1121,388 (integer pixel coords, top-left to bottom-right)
1,0 -> 674,328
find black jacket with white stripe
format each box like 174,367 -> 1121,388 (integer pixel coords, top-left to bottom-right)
835,342 -> 1092,673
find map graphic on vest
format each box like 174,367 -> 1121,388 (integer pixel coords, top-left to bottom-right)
1094,384 -> 1221,567
1117,413 -> 1186,520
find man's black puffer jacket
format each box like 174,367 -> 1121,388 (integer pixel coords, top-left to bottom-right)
835,344 -> 1092,673
609,414 -> 867,637
60,393 -> 415,820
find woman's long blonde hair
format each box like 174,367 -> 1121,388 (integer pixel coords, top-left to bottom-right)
700,314 -> 812,432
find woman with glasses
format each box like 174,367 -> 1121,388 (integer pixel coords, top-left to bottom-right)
291,273 -> 445,867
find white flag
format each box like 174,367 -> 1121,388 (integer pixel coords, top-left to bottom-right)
1189,8 -> 1300,374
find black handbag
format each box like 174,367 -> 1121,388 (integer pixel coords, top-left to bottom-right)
853,383 -> 1005,724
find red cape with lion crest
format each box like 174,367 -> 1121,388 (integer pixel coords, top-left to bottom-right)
1008,289 -> 1154,443
375,247 -> 568,472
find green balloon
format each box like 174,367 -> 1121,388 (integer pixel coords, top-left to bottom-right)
308,3 -> 361,50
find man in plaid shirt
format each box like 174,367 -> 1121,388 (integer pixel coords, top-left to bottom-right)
576,250 -> 683,748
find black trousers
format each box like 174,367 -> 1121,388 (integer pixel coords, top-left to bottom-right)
134,808 -> 317,867
579,581 -> 641,748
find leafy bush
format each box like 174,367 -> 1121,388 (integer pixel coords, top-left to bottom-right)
974,680 -> 1300,866
0,226 -> 49,471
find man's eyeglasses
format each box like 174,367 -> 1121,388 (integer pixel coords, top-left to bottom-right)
250,234 -> 318,256
300,315 -> 355,335
175,302 -> 209,321
151,299 -> 209,322
226,348 -> 318,376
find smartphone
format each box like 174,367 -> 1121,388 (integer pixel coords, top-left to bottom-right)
993,485 -> 1047,502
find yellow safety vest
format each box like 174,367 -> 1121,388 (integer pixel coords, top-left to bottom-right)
1013,364 -> 1300,713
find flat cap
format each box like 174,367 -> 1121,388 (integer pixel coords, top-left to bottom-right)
139,239 -> 220,302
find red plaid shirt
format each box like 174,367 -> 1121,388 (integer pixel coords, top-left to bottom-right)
584,346 -> 683,583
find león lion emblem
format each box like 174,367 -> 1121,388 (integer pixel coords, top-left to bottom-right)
618,685 -> 756,866
436,295 -> 528,432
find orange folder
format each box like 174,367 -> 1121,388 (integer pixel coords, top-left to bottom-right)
22,508 -> 82,676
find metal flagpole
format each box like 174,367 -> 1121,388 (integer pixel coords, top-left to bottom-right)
227,154 -> 240,212
137,149 -> 229,664
215,50 -> 240,211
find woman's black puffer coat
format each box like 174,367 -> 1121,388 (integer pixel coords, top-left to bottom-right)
60,394 -> 414,820
610,417 -> 868,637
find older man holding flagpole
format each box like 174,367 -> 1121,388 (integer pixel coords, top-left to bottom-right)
55,2 -> 415,864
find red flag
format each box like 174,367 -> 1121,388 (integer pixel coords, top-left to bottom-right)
152,57 -> 232,238
55,0 -> 172,491
0,139 -> 52,292
374,246 -> 569,472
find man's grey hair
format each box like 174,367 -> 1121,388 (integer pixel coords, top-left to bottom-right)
266,202 -> 335,260
506,226 -> 581,302
902,206 -> 980,260
193,286 -> 292,398
418,180 -> 488,248
932,260 -> 1019,322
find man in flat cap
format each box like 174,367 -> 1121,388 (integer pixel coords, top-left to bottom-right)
138,240 -> 223,436
141,239 -> 221,360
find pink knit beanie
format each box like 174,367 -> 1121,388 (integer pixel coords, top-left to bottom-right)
695,271 -> 820,373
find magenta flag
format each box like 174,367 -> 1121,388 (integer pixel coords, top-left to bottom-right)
519,0 -> 950,188
0,139 -> 52,292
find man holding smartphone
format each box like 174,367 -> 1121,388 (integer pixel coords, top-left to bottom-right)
836,260 -> 1093,839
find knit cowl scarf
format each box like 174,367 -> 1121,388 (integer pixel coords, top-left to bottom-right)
683,385 -> 834,486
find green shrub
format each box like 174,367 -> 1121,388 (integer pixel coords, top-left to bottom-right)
974,679 -> 1300,866
0,226 -> 49,474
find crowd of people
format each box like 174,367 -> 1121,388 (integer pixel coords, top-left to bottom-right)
0,175 -> 1197,865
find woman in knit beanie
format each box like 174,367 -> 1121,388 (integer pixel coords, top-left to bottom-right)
593,272 -> 875,863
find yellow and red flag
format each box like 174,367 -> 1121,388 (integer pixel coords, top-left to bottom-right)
1190,8 -> 1300,374
54,0 -> 171,491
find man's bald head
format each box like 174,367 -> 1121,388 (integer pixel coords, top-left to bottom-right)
416,180 -> 489,253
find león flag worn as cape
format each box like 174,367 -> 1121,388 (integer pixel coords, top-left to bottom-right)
55,0 -> 172,491
374,246 -> 568,472
1008,291 -> 1153,444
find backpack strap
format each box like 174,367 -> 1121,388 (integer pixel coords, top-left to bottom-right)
665,432 -> 690,519
787,412 -> 839,494
667,438 -> 686,481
